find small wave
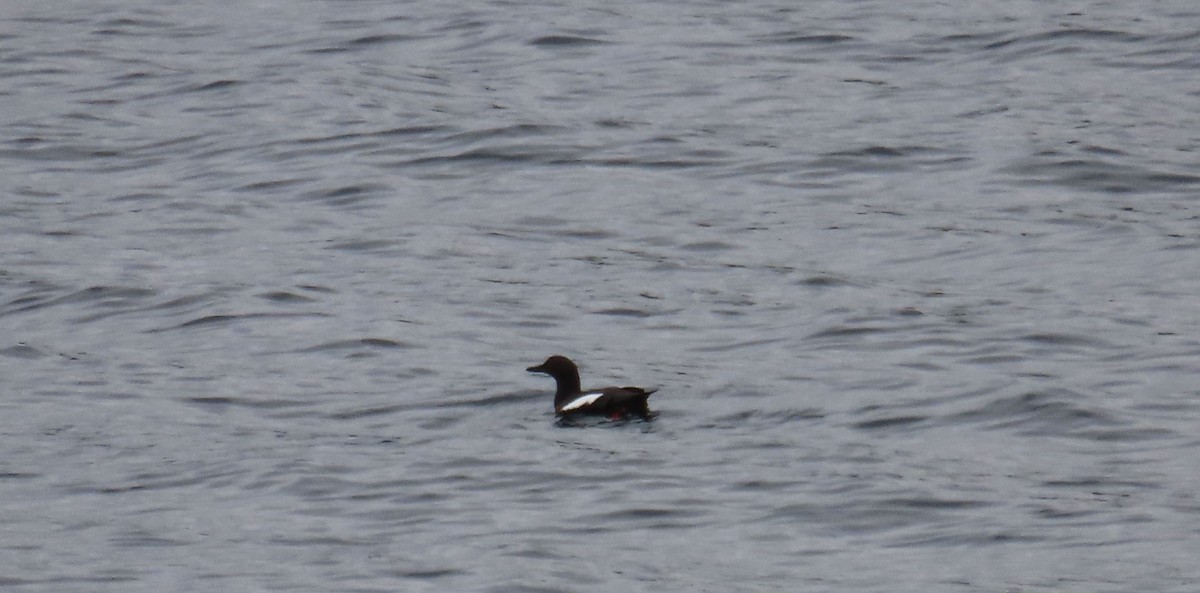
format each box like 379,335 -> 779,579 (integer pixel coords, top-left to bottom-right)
530,35 -> 609,47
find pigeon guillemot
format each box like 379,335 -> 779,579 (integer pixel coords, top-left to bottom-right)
526,355 -> 657,420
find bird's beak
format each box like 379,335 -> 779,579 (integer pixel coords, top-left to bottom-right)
526,364 -> 545,373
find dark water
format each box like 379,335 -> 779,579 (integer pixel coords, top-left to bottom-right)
3,1 -> 1200,591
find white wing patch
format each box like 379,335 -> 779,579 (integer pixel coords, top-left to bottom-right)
561,392 -> 605,412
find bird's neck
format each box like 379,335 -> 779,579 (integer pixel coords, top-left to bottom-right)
553,375 -> 581,405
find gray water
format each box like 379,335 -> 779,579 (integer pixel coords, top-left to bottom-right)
3,1 -> 1200,591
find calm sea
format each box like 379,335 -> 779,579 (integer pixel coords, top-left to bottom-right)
3,1 -> 1199,591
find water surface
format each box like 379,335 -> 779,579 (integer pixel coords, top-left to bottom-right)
3,1 -> 1199,591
